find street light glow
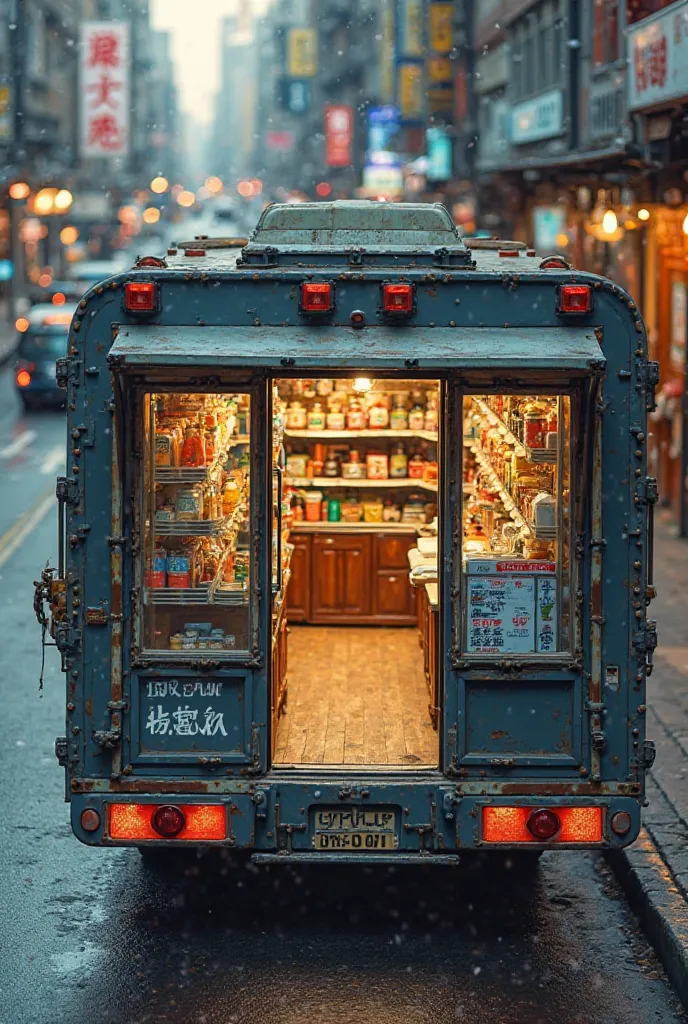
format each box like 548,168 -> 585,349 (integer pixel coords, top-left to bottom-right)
143,207 -> 161,224
54,189 -> 73,212
683,213 -> 688,236
205,176 -> 223,194
637,208 -> 650,221
176,190 -> 196,208
34,188 -> 58,214
60,226 -> 79,245
9,182 -> 30,200
150,176 -> 169,194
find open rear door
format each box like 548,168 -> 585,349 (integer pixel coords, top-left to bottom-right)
441,327 -> 606,779
107,343 -> 272,778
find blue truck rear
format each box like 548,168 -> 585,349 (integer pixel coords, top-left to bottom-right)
40,201 -> 658,863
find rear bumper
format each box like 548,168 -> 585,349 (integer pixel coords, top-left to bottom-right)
69,781 -> 643,855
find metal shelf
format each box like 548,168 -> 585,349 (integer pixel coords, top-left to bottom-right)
468,442 -> 556,542
154,436 -> 250,484
471,398 -> 556,463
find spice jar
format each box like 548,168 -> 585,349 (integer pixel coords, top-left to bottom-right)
368,395 -> 389,429
324,448 -> 340,477
286,401 -> 308,430
390,395 -> 409,430
308,402 -> 326,431
346,398 -> 367,430
176,487 -> 204,521
523,400 -> 548,449
408,451 -> 425,478
366,452 -> 389,480
181,424 -> 205,467
326,400 -> 346,431
341,449 -> 366,479
304,491 -> 322,522
408,402 -> 425,431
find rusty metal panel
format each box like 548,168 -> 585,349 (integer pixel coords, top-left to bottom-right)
108,325 -> 605,372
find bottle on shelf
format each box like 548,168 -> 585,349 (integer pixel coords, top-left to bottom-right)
368,393 -> 390,429
323,448 -> 340,477
408,398 -> 425,431
424,395 -> 438,433
346,398 -> 367,430
308,401 -> 326,431
390,395 -> 409,430
389,442 -> 408,478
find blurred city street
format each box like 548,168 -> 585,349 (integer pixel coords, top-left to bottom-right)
3,0 -> 688,1022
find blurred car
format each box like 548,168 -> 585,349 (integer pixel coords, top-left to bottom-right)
66,257 -> 128,287
14,303 -> 76,411
28,279 -> 88,306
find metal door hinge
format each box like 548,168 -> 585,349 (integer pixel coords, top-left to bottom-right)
56,357 -> 81,389
638,360 -> 660,412
633,621 -> 658,653
55,624 -> 81,655
55,736 -> 68,767
56,476 -> 80,507
642,740 -> 656,770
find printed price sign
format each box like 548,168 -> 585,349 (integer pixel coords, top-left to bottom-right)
139,678 -> 244,754
467,575 -> 536,653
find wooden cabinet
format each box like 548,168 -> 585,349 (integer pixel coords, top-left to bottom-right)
287,533 -> 311,622
312,534 -> 372,621
287,529 -> 417,625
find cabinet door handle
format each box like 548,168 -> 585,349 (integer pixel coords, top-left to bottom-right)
325,537 -> 334,544
388,576 -> 398,583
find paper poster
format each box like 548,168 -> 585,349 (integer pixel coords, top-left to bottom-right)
467,575 -> 536,654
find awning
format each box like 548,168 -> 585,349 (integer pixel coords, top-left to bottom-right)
108,325 -> 605,373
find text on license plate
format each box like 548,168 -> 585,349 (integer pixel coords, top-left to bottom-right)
313,807 -> 397,851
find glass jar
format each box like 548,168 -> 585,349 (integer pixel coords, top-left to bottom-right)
366,452 -> 389,479
389,442 -> 408,478
408,451 -> 425,478
341,449 -> 366,479
308,402 -> 326,431
408,403 -> 425,431
346,398 -> 367,430
324,449 -> 340,477
390,395 -> 408,431
286,401 -> 308,430
368,395 -> 389,429
326,402 -> 346,430
424,396 -> 438,433
523,400 -> 548,449
181,425 -> 205,467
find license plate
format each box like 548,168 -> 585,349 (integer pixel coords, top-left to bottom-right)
313,807 -> 397,851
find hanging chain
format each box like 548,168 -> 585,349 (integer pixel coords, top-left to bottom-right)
33,563 -> 57,693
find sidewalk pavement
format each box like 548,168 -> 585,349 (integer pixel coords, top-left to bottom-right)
609,510 -> 688,1009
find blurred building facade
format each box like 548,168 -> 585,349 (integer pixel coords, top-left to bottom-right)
1,0 -> 180,311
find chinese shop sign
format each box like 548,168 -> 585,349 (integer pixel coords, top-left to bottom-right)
629,0 -> 688,110
325,105 -> 353,167
80,22 -> 130,158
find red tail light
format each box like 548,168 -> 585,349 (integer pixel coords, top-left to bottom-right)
558,284 -> 592,314
301,282 -> 333,313
108,802 -> 226,841
124,281 -> 157,312
483,805 -> 603,844
383,283 -> 414,314
16,369 -> 32,388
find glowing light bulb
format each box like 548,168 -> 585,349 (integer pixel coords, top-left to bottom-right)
637,208 -> 650,221
683,213 -> 688,235
602,209 -> 618,235
352,377 -> 374,394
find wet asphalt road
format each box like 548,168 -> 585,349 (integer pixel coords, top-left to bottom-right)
0,363 -> 685,1024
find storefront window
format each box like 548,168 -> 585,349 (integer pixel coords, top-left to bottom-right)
461,393 -> 572,655
140,391 -> 252,656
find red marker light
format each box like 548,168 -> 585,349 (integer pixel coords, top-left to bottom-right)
152,805 -> 186,838
315,182 -> 332,197
558,284 -> 592,314
16,369 -> 32,388
526,808 -> 560,840
301,282 -> 333,313
124,281 -> 157,312
383,283 -> 414,314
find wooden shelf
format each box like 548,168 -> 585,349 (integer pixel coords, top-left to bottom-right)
291,522 -> 419,534
285,428 -> 438,441
286,476 -> 438,493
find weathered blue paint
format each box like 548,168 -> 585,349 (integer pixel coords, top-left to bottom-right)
109,324 -> 605,372
51,202 -> 656,861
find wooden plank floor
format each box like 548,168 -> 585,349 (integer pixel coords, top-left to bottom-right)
274,626 -> 438,766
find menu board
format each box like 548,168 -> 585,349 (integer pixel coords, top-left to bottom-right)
467,575 -> 536,653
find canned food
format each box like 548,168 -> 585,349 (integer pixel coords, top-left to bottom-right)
175,488 -> 203,521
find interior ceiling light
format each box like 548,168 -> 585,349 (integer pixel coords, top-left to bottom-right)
352,377 -> 374,394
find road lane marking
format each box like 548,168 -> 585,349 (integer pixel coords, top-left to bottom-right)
0,429 -> 37,460
0,485 -> 56,571
40,445 -> 65,475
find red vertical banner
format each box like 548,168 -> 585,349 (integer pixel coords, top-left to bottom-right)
325,105 -> 353,167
